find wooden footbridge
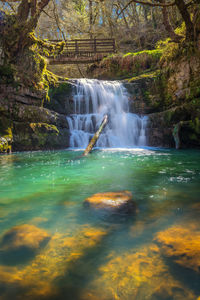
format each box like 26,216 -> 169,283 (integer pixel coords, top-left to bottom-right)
48,38 -> 116,65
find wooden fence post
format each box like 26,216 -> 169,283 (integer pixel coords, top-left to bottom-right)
75,40 -> 78,55
94,38 -> 96,53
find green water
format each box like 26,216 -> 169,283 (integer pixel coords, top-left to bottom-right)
0,148 -> 200,300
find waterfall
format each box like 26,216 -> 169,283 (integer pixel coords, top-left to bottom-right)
67,79 -> 148,148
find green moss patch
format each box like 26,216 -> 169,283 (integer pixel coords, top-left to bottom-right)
94,49 -> 163,80
0,127 -> 13,153
49,81 -> 71,99
30,122 -> 59,146
127,71 -> 160,83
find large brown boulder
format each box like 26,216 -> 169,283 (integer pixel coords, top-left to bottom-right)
84,191 -> 136,214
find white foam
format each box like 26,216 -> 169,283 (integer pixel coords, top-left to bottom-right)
67,79 -> 148,148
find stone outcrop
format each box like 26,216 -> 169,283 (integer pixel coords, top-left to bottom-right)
84,191 -> 137,214
163,53 -> 200,103
44,81 -> 75,115
123,52 -> 200,148
124,73 -> 162,115
0,82 -> 73,152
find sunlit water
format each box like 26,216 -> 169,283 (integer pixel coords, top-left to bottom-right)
0,148 -> 200,300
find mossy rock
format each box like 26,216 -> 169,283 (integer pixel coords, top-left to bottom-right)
87,49 -> 162,80
45,81 -> 74,115
13,121 -> 70,151
0,135 -> 12,153
175,118 -> 200,148
0,64 -> 15,84
49,81 -> 72,98
0,114 -> 13,153
13,122 -> 58,149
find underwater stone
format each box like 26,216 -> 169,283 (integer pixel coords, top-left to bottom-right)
84,191 -> 136,214
154,224 -> 200,273
81,244 -> 195,300
0,224 -> 50,251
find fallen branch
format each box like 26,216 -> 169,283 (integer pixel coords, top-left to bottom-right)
83,114 -> 108,156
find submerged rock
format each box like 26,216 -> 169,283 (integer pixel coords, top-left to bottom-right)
84,191 -> 136,214
81,244 -> 195,300
0,225 -> 107,299
0,224 -> 50,253
154,224 -> 200,273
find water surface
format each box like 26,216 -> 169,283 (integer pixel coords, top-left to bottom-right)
0,148 -> 200,299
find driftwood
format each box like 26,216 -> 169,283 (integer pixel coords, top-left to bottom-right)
83,114 -> 108,156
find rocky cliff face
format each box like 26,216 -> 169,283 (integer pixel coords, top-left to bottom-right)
149,47 -> 200,148
124,71 -> 200,148
0,82 -> 73,153
87,46 -> 200,149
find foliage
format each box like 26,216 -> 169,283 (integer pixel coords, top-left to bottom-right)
93,49 -> 163,79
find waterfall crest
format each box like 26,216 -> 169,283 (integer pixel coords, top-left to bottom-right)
67,79 -> 148,148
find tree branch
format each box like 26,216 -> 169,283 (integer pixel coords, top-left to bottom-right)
52,0 -> 66,40
158,0 -> 183,42
38,0 -> 51,11
117,0 -> 175,17
6,2 -> 17,13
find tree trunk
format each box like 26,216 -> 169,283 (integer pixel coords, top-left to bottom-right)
83,115 -> 108,156
158,0 -> 183,42
89,0 -> 93,39
174,0 -> 195,41
0,0 -> 58,87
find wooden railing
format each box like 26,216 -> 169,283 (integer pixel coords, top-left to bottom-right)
48,38 -> 116,64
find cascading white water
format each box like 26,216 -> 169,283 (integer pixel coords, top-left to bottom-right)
67,79 -> 148,148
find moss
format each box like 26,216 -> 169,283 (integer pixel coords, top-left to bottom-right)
30,123 -> 59,143
0,112 -> 13,153
0,64 -> 17,85
123,49 -> 163,60
48,81 -> 71,99
158,38 -> 197,68
0,127 -> 13,153
95,49 -> 162,80
188,118 -> 200,140
127,70 -> 159,83
1,16 -> 64,95
186,80 -> 200,101
30,123 -> 59,134
11,122 -> 60,149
